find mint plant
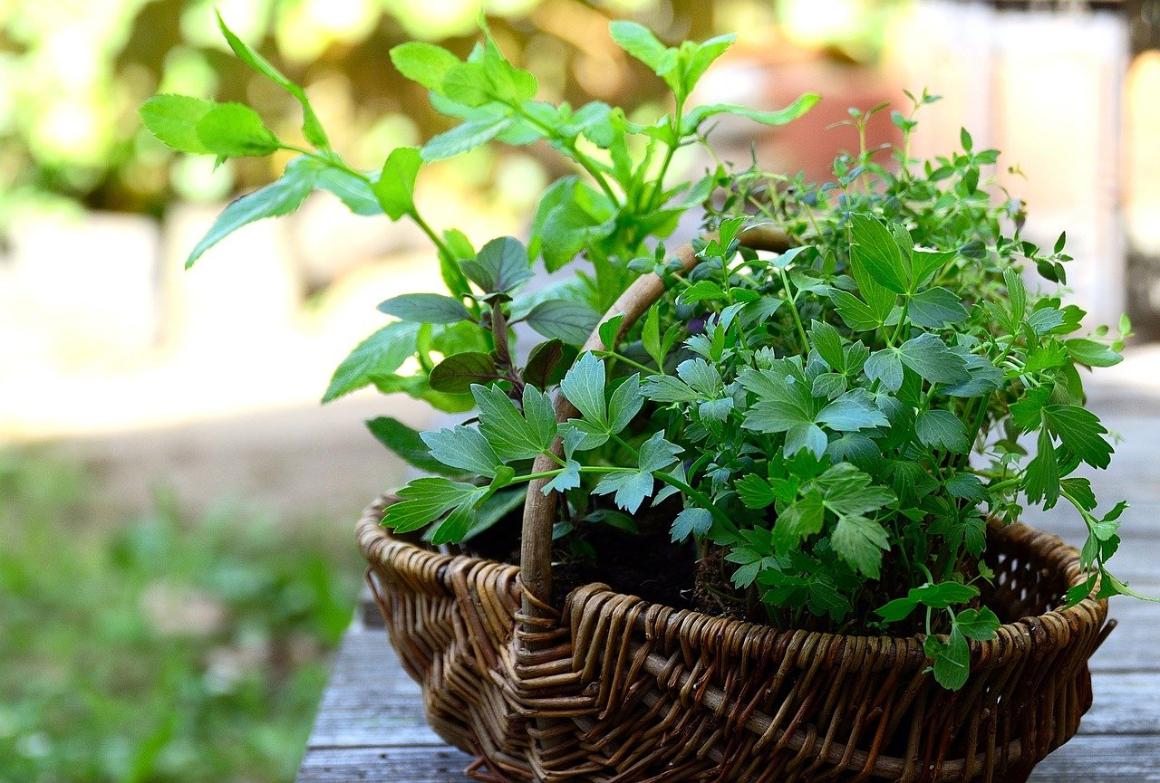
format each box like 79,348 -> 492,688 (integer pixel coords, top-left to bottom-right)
144,16 -> 1147,691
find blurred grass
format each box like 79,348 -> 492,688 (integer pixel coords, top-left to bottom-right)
0,452 -> 361,782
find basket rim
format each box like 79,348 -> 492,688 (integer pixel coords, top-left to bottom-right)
357,493 -> 1109,654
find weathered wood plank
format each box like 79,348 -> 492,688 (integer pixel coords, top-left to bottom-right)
296,736 -> 1160,783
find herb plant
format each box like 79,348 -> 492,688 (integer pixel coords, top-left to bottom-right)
143,17 -> 1146,690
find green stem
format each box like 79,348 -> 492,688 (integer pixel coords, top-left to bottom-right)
596,351 -> 655,375
647,98 -> 685,211
778,268 -> 810,352
653,471 -> 733,531
510,104 -> 619,203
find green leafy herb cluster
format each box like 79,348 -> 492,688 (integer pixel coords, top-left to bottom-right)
144,18 -> 1145,691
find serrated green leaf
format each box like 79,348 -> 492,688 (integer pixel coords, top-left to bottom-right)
543,459 -> 581,494
609,21 -> 672,74
461,236 -> 533,295
908,287 -> 968,328
429,352 -> 498,394
390,41 -> 460,92
640,374 -> 699,403
560,352 -> 607,426
525,300 -> 599,345
865,349 -> 903,392
671,507 -> 713,542
955,607 -> 999,641
378,293 -> 471,324
682,93 -> 820,134
809,320 -> 845,370
139,94 -> 215,154
831,290 -> 882,332
831,514 -> 889,578
916,409 -> 969,453
216,11 -> 329,147
772,490 -> 825,552
593,470 -> 655,514
816,392 -> 889,432
473,383 -> 556,461
1042,405 -> 1113,469
383,478 -> 487,535
898,333 -> 969,385
420,425 -> 503,477
735,474 -> 776,510
372,146 -> 422,220
186,157 -> 317,267
422,115 -> 512,161
1065,338 -> 1122,368
1026,426 -> 1061,507
851,215 -> 907,294
195,103 -> 280,157
608,374 -> 643,434
322,321 -> 420,403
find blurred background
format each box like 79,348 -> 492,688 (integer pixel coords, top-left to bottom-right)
3,0 -> 1159,780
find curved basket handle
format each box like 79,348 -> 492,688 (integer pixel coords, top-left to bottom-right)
518,225 -> 792,614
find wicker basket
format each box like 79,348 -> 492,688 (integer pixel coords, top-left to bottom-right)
358,228 -> 1115,782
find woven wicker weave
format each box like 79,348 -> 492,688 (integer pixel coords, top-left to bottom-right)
358,227 -> 1114,782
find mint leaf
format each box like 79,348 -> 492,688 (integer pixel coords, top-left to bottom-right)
916,409 -> 970,453
831,514 -> 890,578
609,21 -> 672,75
682,94 -> 820,134
671,507 -> 713,542
908,287 -> 968,328
378,293 -> 471,324
473,384 -> 556,461
372,147 -> 422,220
216,10 -> 328,147
322,321 -> 419,402
560,352 -> 607,426
366,416 -> 457,476
461,236 -> 532,295
525,300 -> 599,345
422,115 -> 512,161
420,425 -> 503,477
195,103 -> 280,157
898,333 -> 969,385
390,41 -> 460,92
429,352 -> 498,394
186,158 -> 317,268
851,215 -> 907,294
139,94 -> 215,153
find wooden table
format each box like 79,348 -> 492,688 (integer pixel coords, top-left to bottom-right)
297,404 -> 1160,782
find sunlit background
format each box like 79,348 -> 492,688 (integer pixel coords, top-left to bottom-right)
3,0 -> 1159,780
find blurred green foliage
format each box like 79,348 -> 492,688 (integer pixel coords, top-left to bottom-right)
0,453 -> 360,782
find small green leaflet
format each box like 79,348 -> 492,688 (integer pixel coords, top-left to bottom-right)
898,333 -> 969,385
908,287 -> 968,328
422,115 -> 512,161
473,384 -> 557,461
382,478 -> 488,536
420,425 -> 502,477
429,352 -> 498,394
323,321 -> 420,403
390,41 -> 460,92
524,300 -> 599,345
681,94 -> 820,135
876,581 -> 979,621
373,147 -> 422,220
851,215 -> 908,294
461,236 -> 533,295
593,432 -> 682,513
139,95 -> 215,154
216,10 -> 329,148
926,628 -> 970,691
831,514 -> 890,578
671,507 -> 713,542
195,103 -> 281,157
915,409 -> 970,453
560,352 -> 607,425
